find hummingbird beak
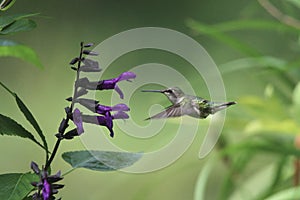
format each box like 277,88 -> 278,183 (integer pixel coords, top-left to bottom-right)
141,89 -> 163,93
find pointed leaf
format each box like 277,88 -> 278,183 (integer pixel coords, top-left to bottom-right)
15,96 -> 48,151
0,39 -> 43,68
0,13 -> 39,31
0,19 -> 36,35
0,173 -> 38,200
0,82 -> 48,154
0,113 -> 45,148
0,15 -> 14,30
6,13 -> 39,21
62,150 -> 142,171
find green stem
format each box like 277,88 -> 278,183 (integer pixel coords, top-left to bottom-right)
62,167 -> 77,176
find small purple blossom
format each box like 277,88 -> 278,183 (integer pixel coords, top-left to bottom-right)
97,71 -> 136,99
96,103 -> 130,115
42,179 -> 51,200
73,108 -> 84,135
30,161 -> 64,200
96,112 -> 114,137
76,98 -> 130,115
81,109 -> 130,137
112,111 -> 129,119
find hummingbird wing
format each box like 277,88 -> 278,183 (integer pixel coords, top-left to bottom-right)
145,104 -> 183,120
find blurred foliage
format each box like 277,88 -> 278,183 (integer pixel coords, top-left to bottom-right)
188,0 -> 300,199
0,13 -> 42,68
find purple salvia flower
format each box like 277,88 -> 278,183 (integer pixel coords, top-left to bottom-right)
82,112 -> 115,137
96,103 -> 129,115
113,111 -> 129,119
30,162 -> 64,200
31,161 -> 40,174
76,98 -> 98,112
75,77 -> 98,90
42,179 -> 51,200
111,103 -> 130,111
96,112 -> 114,137
118,71 -> 136,81
77,98 -> 130,115
97,71 -> 136,99
73,108 -> 84,135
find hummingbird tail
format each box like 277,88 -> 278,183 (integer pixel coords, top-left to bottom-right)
212,101 -> 236,114
224,101 -> 237,106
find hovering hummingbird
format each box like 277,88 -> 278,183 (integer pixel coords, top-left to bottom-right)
142,87 -> 236,120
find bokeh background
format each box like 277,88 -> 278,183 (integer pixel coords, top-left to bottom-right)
1,0 -> 300,199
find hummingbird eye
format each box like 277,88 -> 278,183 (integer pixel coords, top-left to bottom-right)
200,99 -> 208,104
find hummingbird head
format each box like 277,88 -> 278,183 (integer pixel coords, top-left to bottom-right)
162,87 -> 184,104
141,86 -> 184,104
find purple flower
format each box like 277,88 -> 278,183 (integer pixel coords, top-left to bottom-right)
82,110 -> 129,138
96,112 -> 114,137
112,111 -> 129,119
76,98 -> 130,115
73,108 -> 84,135
97,71 -> 136,99
30,161 -> 64,200
82,112 -> 114,137
42,179 -> 51,200
96,103 -> 129,115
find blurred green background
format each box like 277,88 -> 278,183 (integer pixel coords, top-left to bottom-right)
1,0 -> 300,199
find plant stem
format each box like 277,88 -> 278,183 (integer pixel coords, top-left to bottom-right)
45,138 -> 62,170
62,167 -> 76,176
44,42 -> 84,171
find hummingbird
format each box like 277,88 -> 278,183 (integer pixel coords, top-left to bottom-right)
142,87 -> 236,120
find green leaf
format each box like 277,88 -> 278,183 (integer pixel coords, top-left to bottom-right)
6,13 -> 39,20
0,0 -> 16,11
0,81 -> 48,155
265,187 -> 300,200
0,19 -> 36,35
0,113 -> 45,149
0,15 -> 14,30
62,150 -> 143,171
0,39 -> 43,69
0,13 -> 38,31
0,173 -> 38,200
